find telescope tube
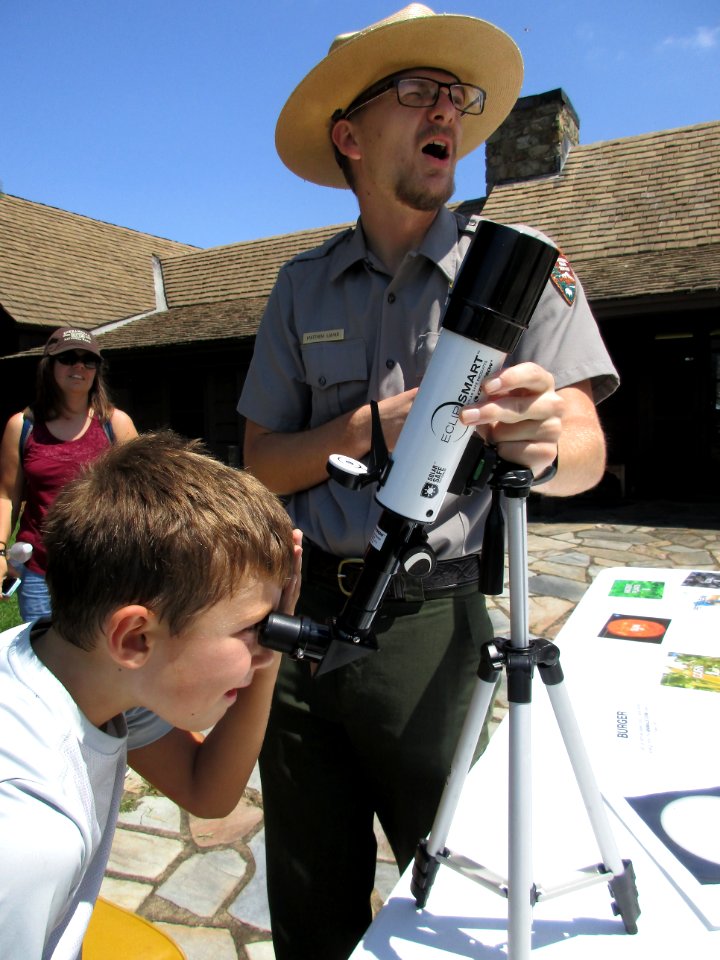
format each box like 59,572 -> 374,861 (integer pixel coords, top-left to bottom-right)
376,221 -> 558,522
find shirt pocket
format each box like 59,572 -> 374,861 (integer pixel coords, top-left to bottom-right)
415,331 -> 440,383
302,338 -> 368,423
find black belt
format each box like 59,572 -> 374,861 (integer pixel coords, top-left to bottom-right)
303,542 -> 481,603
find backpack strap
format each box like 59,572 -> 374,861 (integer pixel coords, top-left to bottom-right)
19,413 -> 33,462
103,417 -> 116,444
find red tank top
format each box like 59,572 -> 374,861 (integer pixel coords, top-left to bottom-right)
18,416 -> 113,575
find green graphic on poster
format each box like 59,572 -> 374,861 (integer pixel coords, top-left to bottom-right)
609,579 -> 665,600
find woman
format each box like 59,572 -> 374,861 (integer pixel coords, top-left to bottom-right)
0,327 -> 137,623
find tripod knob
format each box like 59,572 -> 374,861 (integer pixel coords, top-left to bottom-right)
327,454 -> 372,489
400,543 -> 437,579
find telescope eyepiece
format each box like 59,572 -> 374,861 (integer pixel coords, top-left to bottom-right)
259,612 -> 331,663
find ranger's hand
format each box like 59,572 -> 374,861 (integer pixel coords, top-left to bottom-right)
459,362 -> 562,479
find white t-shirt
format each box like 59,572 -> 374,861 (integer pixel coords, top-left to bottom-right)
0,623 -> 172,959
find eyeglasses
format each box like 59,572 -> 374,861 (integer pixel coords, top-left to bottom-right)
54,352 -> 101,370
342,76 -> 486,120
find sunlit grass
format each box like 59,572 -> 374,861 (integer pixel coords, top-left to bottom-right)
0,594 -> 21,631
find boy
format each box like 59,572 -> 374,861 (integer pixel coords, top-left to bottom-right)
0,431 -> 300,959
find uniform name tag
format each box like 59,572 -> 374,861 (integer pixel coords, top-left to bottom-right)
302,329 -> 345,345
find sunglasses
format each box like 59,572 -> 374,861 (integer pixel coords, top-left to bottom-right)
54,351 -> 101,370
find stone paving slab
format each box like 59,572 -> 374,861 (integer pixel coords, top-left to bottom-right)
119,794 -> 182,833
100,876 -> 153,911
576,545 -> 670,565
157,848 -> 248,917
155,922 -> 240,960
531,558 -> 589,582
245,944 -> 276,960
528,573 -> 589,603
228,833 -> 270,931
528,595 -> 577,637
544,550 -> 592,567
108,828 -> 184,878
189,798 -> 263,848
102,513 -> 719,959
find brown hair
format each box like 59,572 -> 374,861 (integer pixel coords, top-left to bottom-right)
44,431 -> 294,650
32,354 -> 115,423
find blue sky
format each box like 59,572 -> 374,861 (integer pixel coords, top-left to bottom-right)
2,0 -> 718,248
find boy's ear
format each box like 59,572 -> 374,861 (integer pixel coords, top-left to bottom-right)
105,606 -> 157,669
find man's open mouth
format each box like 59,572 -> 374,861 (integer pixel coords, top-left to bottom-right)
422,140 -> 449,160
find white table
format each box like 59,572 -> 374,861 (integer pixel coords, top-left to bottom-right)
351,567 -> 720,958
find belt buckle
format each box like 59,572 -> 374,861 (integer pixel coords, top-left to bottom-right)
338,558 -> 364,597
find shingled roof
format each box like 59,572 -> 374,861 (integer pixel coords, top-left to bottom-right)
160,223 -> 352,306
91,223 -> 355,352
0,194 -> 197,330
6,118 -> 717,359
477,120 -> 720,305
130,118 -> 715,351
95,298 -> 267,350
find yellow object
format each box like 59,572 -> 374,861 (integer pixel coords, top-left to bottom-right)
83,898 -> 186,959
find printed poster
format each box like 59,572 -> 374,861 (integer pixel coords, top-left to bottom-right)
556,566 -> 720,928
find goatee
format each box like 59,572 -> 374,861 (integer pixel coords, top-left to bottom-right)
395,174 -> 456,211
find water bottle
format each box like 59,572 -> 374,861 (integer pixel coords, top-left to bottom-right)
8,542 -> 33,567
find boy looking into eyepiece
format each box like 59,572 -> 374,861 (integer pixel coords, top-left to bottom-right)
0,431 -> 301,960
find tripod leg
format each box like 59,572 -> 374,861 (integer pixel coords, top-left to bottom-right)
411,482 -> 639,953
504,495 -> 536,960
412,667 -> 500,907
508,699 -> 534,960
543,674 -> 640,934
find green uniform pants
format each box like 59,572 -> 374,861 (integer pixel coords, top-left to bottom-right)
259,575 -> 495,960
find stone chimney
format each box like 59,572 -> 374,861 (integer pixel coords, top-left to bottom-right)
485,88 -> 580,194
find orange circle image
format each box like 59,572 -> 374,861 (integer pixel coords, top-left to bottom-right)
606,618 -> 666,639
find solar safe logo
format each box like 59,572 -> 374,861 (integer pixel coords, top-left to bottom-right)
420,463 -> 447,499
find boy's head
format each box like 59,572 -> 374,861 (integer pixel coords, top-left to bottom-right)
44,431 -> 294,650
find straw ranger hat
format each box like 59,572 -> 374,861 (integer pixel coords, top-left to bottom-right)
275,4 -> 523,189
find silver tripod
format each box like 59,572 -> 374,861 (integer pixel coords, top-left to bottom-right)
411,470 -> 640,960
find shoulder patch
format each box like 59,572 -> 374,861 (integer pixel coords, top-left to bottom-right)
551,254 -> 577,306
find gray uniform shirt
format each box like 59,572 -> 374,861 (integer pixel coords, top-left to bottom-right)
238,207 -> 618,559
